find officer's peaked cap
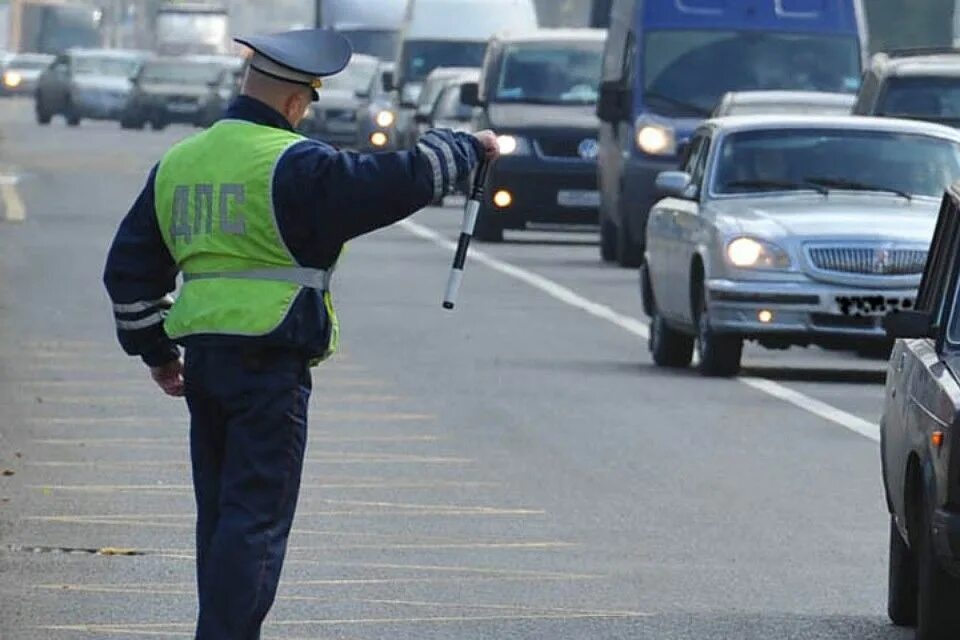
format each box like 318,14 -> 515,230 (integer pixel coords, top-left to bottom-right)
235,29 -> 353,98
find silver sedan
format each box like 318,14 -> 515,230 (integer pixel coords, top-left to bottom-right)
642,115 -> 960,377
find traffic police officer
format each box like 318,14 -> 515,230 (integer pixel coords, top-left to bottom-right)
103,28 -> 498,639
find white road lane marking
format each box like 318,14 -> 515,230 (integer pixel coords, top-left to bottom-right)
399,219 -> 881,444
0,174 -> 25,222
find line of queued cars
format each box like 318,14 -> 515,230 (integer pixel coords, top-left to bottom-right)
0,47 -> 245,130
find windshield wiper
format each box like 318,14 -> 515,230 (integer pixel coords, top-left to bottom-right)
804,177 -> 912,201
723,179 -> 829,195
643,91 -> 711,117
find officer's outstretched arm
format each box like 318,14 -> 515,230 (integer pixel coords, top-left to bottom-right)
103,166 -> 181,368
290,129 -> 485,243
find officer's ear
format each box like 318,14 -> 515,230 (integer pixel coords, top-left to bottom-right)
283,90 -> 310,127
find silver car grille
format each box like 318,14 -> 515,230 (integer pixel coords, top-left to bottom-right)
807,246 -> 927,276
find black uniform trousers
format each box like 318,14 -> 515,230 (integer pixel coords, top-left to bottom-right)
183,346 -> 311,640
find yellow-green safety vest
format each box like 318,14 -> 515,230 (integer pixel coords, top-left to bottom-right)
155,119 -> 339,360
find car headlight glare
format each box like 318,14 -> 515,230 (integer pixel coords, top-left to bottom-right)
496,135 -> 531,156
497,135 -> 518,155
726,237 -> 790,269
4,71 -> 22,88
375,110 -> 395,128
636,125 -> 676,156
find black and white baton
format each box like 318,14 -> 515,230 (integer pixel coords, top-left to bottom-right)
443,160 -> 491,310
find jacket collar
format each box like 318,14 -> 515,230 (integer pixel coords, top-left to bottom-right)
224,95 -> 295,132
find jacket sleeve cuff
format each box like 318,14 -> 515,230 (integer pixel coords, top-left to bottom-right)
140,343 -> 181,368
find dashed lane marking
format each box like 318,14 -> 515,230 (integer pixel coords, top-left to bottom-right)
31,588 -> 640,617
31,434 -> 444,445
26,417 -> 169,425
0,173 -> 25,222
27,453 -> 471,466
38,609 -> 650,636
399,218 -> 882,444
27,479 -> 495,493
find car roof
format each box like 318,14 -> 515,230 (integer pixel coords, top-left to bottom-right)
724,91 -> 855,106
704,114 -> 960,141
425,66 -> 480,81
69,48 -> 151,59
9,53 -> 54,63
181,54 -> 244,68
871,50 -> 960,78
146,56 -> 221,66
493,28 -> 608,45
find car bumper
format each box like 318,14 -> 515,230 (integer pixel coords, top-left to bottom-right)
74,94 -> 129,119
622,156 -> 680,241
487,157 -> 599,228
933,508 -> 960,575
128,101 -> 218,124
0,82 -> 37,97
706,277 -> 916,343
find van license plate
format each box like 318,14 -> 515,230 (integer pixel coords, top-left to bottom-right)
557,190 -> 600,208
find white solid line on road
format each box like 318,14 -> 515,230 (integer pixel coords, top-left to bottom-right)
0,173 -> 25,222
398,220 -> 652,338
740,377 -> 879,442
399,218 -> 881,444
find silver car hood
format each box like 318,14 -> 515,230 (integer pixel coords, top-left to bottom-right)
73,75 -> 132,93
314,90 -> 359,110
141,83 -> 210,97
12,68 -> 43,82
709,194 -> 939,245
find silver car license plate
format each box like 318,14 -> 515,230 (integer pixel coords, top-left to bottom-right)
557,190 -> 600,208
835,295 -> 915,317
168,103 -> 199,114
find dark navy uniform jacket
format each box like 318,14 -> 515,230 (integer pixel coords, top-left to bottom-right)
104,95 -> 482,366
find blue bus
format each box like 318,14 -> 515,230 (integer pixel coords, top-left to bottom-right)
595,0 -> 868,266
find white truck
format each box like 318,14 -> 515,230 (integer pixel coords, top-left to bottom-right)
154,2 -> 229,56
317,0 -> 407,60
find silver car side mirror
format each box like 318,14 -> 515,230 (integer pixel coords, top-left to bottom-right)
656,171 -> 696,199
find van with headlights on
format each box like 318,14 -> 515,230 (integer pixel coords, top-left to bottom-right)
595,0 -> 868,267
463,28 -> 607,241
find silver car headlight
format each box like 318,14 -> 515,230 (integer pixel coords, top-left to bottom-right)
726,237 -> 791,269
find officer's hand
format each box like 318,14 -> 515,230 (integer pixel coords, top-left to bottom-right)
473,130 -> 500,162
151,359 -> 185,397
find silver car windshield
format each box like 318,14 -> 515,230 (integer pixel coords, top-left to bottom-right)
323,57 -> 379,94
495,41 -> 604,105
713,128 -> 960,199
73,56 -> 139,77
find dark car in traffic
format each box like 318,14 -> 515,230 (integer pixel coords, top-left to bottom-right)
882,184 -> 960,640
121,57 -> 230,130
853,49 -> 960,128
299,54 -> 380,147
463,29 -> 606,242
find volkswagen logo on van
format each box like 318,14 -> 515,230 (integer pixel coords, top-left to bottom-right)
578,138 -> 599,160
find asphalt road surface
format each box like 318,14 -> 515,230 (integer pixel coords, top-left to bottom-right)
0,97 -> 907,639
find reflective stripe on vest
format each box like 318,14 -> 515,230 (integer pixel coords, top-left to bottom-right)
154,120 -> 339,359
183,267 -> 332,290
